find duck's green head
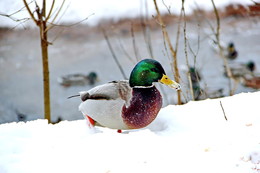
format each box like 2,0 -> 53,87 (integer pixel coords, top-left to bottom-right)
246,61 -> 255,72
129,59 -> 180,90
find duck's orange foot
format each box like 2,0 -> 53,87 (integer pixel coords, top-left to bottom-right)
86,115 -> 95,127
117,129 -> 122,133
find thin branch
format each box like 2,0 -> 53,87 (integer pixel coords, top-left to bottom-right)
0,13 -> 30,23
117,38 -> 136,64
220,101 -> 228,121
212,0 -> 220,45
51,1 -> 70,25
9,18 -> 30,30
0,0 -> 33,18
188,23 -> 201,65
46,0 -> 55,21
211,0 -> 234,96
22,0 -> 38,25
48,0 -> 66,28
102,28 -> 127,79
153,0 -> 181,104
0,2 -> 33,30
34,1 -> 41,20
187,23 -> 202,100
42,0 -> 46,17
47,13 -> 94,28
181,0 -> 194,100
49,28 -> 65,44
140,0 -> 154,59
131,23 -> 140,62
162,0 -> 172,14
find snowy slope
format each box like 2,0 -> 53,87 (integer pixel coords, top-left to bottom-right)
0,91 -> 259,173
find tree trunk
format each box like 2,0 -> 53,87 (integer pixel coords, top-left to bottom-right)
40,21 -> 51,123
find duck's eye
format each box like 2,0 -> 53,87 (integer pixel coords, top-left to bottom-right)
151,68 -> 158,72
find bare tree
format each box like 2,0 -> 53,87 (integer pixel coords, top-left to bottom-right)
2,0 -> 92,123
22,0 -> 57,123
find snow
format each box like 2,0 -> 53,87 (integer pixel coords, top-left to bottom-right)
0,91 -> 259,173
0,0 -> 254,27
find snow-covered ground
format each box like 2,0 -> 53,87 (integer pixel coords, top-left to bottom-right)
0,0 -> 255,27
0,91 -> 259,173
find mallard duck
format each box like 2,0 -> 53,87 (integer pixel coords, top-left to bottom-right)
69,59 -> 180,132
209,40 -> 238,60
226,42 -> 238,60
189,67 -> 201,84
226,61 -> 255,79
58,72 -> 98,87
186,67 -> 202,100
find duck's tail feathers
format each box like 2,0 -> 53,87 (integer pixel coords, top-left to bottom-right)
67,94 -> 80,99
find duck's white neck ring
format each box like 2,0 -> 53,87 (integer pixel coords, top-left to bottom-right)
132,84 -> 155,89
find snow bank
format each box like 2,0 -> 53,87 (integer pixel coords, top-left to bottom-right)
0,91 -> 259,173
0,0 -> 254,27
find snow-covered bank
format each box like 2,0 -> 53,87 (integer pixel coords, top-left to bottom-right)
0,91 -> 259,173
0,0 -> 254,27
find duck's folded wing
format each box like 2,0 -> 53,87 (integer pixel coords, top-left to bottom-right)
78,80 -> 132,129
79,80 -> 132,104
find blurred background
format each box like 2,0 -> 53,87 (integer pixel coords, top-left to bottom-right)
0,0 -> 259,124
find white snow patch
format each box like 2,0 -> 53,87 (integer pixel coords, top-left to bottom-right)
0,91 -> 260,173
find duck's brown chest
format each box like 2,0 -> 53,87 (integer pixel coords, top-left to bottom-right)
121,86 -> 162,129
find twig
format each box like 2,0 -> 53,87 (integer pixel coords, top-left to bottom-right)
47,13 -> 94,28
140,0 -> 154,59
22,0 -> 38,25
186,21 -> 202,100
211,0 -> 234,96
188,23 -> 201,66
49,28 -> 65,44
0,13 -> 30,23
162,0 -> 172,14
0,0 -> 33,23
220,101 -> 228,121
7,18 -> 30,30
46,0 -> 66,31
130,23 -> 140,62
117,38 -> 136,64
42,0 -> 46,17
46,0 -> 55,21
181,0 -> 194,100
153,0 -> 181,104
102,28 -> 128,79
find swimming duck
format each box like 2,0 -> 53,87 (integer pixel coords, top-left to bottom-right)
189,67 -> 201,84
226,61 -> 255,79
187,67 -> 202,100
226,42 -> 238,60
58,72 -> 98,87
209,40 -> 238,60
69,59 -> 180,132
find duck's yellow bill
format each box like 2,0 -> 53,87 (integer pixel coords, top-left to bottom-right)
159,74 -> 181,90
